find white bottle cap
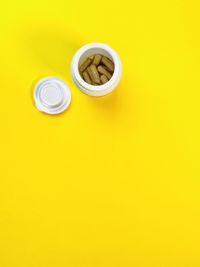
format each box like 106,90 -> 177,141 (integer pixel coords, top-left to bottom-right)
34,77 -> 71,114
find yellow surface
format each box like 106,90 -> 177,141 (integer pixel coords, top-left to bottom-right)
0,0 -> 200,266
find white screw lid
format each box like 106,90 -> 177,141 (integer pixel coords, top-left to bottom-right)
34,77 -> 71,114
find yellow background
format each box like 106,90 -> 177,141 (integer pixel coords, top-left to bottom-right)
0,0 -> 200,266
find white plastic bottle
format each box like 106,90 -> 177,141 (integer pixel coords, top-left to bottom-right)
71,43 -> 122,96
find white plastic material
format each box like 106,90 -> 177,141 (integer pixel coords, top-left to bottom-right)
71,43 -> 122,96
34,77 -> 71,114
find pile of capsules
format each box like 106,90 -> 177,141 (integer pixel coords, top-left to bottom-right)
79,54 -> 114,85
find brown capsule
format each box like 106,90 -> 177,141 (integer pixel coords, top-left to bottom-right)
97,65 -> 112,79
87,65 -> 101,84
93,54 -> 102,66
103,65 -> 112,72
82,71 -> 92,84
101,56 -> 114,72
100,74 -> 109,84
79,58 -> 92,72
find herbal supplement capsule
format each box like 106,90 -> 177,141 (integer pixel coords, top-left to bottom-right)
82,71 -> 92,84
93,54 -> 102,66
103,65 -> 112,72
87,65 -> 101,84
101,56 -> 114,72
79,58 -> 92,73
97,65 -> 112,80
100,74 -> 109,84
